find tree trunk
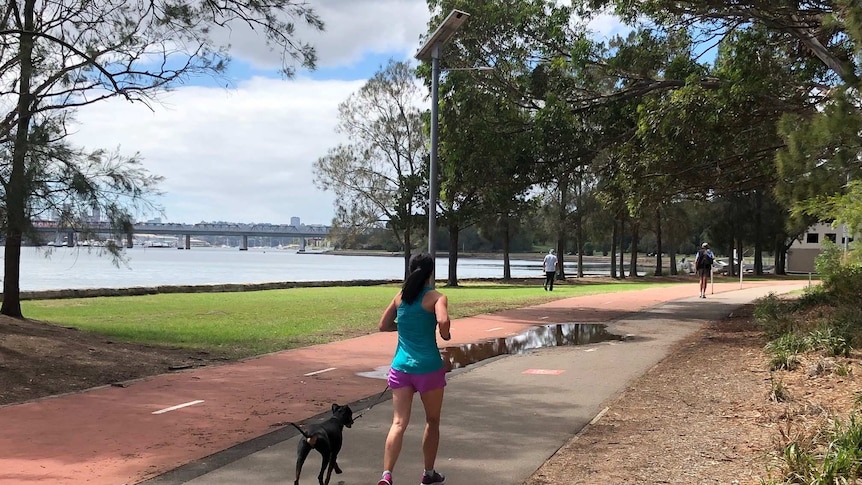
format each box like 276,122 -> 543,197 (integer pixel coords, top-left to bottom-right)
3,0 -> 36,318
610,218 -> 618,279
619,216 -> 626,279
776,238 -> 790,275
555,237 -> 566,280
447,223 -> 460,287
629,222 -> 640,277
773,234 -> 793,275
654,207 -> 663,277
402,227 -> 411,280
754,190 -> 764,275
736,237 -> 744,277
556,178 -> 568,280
576,210 -> 584,278
502,213 -> 511,280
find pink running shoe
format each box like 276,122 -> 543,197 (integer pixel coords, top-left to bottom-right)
378,472 -> 393,485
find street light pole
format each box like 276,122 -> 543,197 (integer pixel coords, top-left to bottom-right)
428,44 -> 441,260
416,10 -> 470,283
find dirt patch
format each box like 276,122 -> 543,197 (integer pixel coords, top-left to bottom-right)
0,316 -> 231,406
523,305 -> 862,484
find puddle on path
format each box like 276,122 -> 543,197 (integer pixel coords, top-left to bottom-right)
442,323 -> 624,371
356,323 -> 625,380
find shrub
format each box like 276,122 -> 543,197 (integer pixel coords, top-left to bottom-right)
766,333 -> 809,355
771,415 -> 862,483
834,363 -> 852,377
806,326 -> 852,357
769,350 -> 801,372
793,286 -> 833,311
820,415 -> 862,480
756,293 -> 796,339
765,333 -> 807,371
815,240 -> 862,305
831,306 -> 862,348
755,293 -> 785,322
770,378 -> 792,402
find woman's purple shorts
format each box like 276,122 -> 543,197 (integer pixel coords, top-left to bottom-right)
387,368 -> 446,393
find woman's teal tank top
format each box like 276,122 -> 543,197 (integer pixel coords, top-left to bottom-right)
390,287 -> 443,374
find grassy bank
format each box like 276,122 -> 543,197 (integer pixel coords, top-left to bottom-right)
23,280 -> 680,358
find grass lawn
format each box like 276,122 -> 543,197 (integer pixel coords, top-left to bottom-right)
23,280 -> 682,358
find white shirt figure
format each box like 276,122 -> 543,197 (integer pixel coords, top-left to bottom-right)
543,250 -> 558,272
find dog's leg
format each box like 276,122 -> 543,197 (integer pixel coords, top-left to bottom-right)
295,441 -> 312,485
317,452 -> 330,485
324,453 -> 341,484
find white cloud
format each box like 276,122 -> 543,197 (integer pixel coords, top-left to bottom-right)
587,13 -> 632,40
558,0 -> 631,41
306,0 -> 431,68
219,0 -> 430,71
70,77 -> 366,225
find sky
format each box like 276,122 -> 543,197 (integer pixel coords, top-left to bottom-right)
69,1 -> 626,227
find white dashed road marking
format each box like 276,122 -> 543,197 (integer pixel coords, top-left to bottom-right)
486,327 -> 503,332
152,400 -> 204,415
523,369 -> 565,375
304,367 -> 337,377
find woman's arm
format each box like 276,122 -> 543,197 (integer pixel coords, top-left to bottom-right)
435,294 -> 451,341
378,296 -> 399,332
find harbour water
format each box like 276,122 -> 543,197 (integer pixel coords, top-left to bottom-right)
13,246 -> 622,292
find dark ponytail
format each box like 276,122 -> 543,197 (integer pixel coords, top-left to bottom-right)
402,253 -> 434,304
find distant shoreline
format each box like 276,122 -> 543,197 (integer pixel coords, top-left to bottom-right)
325,249 -> 544,259
326,249 -> 671,264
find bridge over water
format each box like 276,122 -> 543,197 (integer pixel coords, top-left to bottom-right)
32,221 -> 331,251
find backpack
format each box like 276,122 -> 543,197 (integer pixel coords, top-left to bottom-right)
698,249 -> 714,268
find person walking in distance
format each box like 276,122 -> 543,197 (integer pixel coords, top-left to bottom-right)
694,242 -> 715,298
377,253 -> 451,485
543,248 -> 558,291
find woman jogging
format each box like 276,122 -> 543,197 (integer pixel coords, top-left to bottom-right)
377,253 -> 451,485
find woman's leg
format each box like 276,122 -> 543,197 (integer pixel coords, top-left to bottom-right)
419,387 -> 445,471
383,386 -> 414,472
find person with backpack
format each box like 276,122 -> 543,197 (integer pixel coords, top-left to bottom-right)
694,242 -> 715,298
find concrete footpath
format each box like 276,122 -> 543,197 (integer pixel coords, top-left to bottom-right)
141,282 -> 806,485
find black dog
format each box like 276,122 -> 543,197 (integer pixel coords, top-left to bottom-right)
291,403 -> 354,485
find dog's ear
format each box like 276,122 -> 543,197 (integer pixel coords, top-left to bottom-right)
332,403 -> 339,413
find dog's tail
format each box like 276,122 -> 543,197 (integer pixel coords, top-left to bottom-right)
289,422 -> 318,446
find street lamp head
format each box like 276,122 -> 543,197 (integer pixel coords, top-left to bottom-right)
415,9 -> 470,62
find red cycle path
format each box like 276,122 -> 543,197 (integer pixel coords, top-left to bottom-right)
0,281 -> 794,484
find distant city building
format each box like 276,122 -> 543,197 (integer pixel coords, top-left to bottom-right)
786,222 -> 855,273
291,216 -> 301,227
